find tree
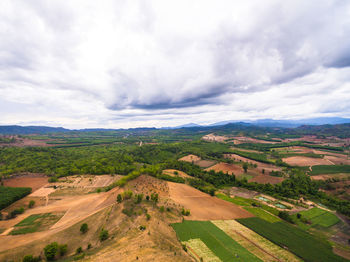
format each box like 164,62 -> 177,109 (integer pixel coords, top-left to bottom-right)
297,213 -> 301,219
76,247 -> 82,254
117,194 -> 122,203
99,229 -> 109,241
44,242 -> 59,261
59,244 -> 67,256
80,223 -> 88,234
22,255 -> 39,262
243,163 -> 248,173
28,200 -> 35,208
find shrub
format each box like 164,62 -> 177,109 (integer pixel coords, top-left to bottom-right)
76,247 -> 82,254
139,225 -> 146,231
181,208 -> 190,216
73,253 -> 85,260
150,193 -> 159,203
297,213 -> 302,219
135,193 -> 143,204
146,213 -> 151,220
160,206 -> 165,212
22,255 -> 41,262
117,194 -> 122,203
122,190 -> 133,200
99,229 -> 109,241
28,200 -> 35,208
80,223 -> 88,234
59,244 -> 67,256
48,177 -> 58,183
8,207 -> 25,219
44,242 -> 59,261
146,195 -> 150,201
278,211 -> 294,224
87,243 -> 92,249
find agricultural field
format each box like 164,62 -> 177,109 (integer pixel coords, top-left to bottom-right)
172,220 -> 261,262
10,212 -> 64,235
205,162 -> 244,176
212,220 -> 301,262
244,207 -> 281,223
295,207 -> 340,228
237,217 -> 347,262
309,165 -> 350,175
0,186 -> 32,210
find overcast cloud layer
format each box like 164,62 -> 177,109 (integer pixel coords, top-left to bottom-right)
1,0 -> 350,128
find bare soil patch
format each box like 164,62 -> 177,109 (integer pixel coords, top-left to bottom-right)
168,182 -> 253,220
311,174 -> 350,181
205,162 -> 244,176
282,156 -> 331,166
162,169 -> 191,179
202,133 -> 229,142
179,154 -> 201,162
195,159 -> 216,168
249,175 -> 284,184
225,154 -> 281,173
3,175 -> 48,191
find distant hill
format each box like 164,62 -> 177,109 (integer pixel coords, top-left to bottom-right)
0,125 -> 69,134
210,117 -> 350,128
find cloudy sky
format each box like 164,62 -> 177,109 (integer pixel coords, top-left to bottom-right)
1,0 -> 350,129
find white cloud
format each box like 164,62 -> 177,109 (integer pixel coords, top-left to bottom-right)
0,0 -> 350,128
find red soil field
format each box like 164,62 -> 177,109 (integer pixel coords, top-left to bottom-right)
204,162 -> 244,175
168,182 -> 253,220
3,175 -> 48,191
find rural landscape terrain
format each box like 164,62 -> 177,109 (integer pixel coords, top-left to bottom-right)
1,122 -> 350,261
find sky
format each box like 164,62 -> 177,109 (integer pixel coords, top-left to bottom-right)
1,0 -> 350,129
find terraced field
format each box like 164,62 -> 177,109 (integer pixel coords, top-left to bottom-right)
172,220 -> 261,262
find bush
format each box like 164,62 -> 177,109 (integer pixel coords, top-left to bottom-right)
87,243 -> 92,249
139,225 -> 146,231
59,244 -> 67,256
150,193 -> 159,203
278,211 -> 294,224
73,253 -> 85,260
48,177 -> 58,183
99,229 -> 109,241
80,223 -> 88,234
117,194 -> 122,203
160,206 -> 165,212
76,247 -> 82,254
146,195 -> 150,201
146,213 -> 151,220
8,207 -> 25,219
122,190 -> 133,200
28,200 -> 35,208
44,242 -> 59,261
22,255 -> 41,262
181,208 -> 190,216
135,193 -> 143,204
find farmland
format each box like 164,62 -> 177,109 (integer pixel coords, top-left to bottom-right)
296,207 -> 340,228
0,186 -> 32,210
172,220 -> 261,261
237,217 -> 347,262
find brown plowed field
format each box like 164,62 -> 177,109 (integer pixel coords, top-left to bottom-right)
179,154 -> 201,162
163,169 -> 191,179
3,175 -> 48,191
168,182 -> 253,220
224,154 -> 281,172
205,162 -> 244,176
282,156 -> 332,166
249,175 -> 284,184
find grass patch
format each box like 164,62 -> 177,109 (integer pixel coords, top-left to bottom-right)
237,217 -> 347,262
244,207 -> 281,223
216,193 -> 256,206
172,220 -> 262,262
10,213 -> 63,235
295,208 -> 340,228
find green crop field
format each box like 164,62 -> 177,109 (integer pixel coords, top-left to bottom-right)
244,207 -> 281,223
216,193 -> 256,206
10,213 -> 63,235
237,217 -> 347,262
309,165 -> 350,175
0,186 -> 32,210
298,208 -> 340,228
172,220 -> 261,262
